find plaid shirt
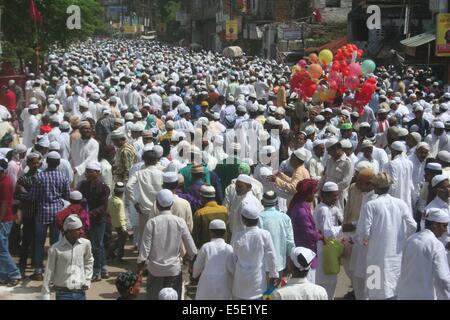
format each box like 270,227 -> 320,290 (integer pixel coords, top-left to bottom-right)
29,168 -> 70,224
14,170 -> 39,219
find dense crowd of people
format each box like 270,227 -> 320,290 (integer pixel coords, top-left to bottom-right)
0,39 -> 450,300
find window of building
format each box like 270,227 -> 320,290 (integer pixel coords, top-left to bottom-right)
326,0 -> 341,7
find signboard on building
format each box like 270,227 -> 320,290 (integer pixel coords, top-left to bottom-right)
226,20 -> 238,41
281,27 -> 303,41
436,13 -> 450,57
107,6 -> 127,14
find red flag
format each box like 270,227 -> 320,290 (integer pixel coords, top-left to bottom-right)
29,0 -> 43,24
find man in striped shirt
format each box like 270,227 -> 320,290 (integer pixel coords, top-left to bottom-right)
28,151 -> 70,281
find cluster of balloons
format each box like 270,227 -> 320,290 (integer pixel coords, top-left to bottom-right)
289,43 -> 378,113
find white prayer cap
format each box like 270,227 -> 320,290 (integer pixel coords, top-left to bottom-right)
63,214 -> 83,231
237,174 -> 252,185
425,208 -> 450,224
322,182 -> 338,192
313,139 -> 325,148
438,151 -> 450,163
275,107 -> 286,116
314,115 -> 325,122
156,189 -> 174,208
355,160 -> 373,172
293,148 -> 307,161
102,108 -> 111,115
241,203 -> 260,219
14,144 -> 27,154
200,185 -> 216,198
410,132 -> 422,143
79,121 -> 91,129
236,104 -> 247,113
340,139 -> 353,149
325,138 -> 339,149
361,140 -> 373,149
259,167 -> 273,177
165,120 -> 175,130
426,162 -> 442,171
163,172 -> 178,184
169,86 -> 177,93
36,135 -> 50,148
304,126 -> 315,136
28,104 -> 39,110
260,145 -> 276,155
153,145 -> 164,158
124,112 -> 134,120
391,141 -> 406,153
47,151 -> 61,160
434,121 -> 445,129
413,105 -> 423,112
416,142 -> 430,151
111,128 -> 126,140
60,121 -> 70,130
86,160 -> 101,172
49,141 -> 60,151
359,122 -> 370,128
158,288 -> 178,300
209,219 -> 226,230
398,128 -> 409,137
290,247 -> 316,271
431,175 -> 448,188
48,104 -> 58,112
27,152 -> 40,161
70,191 -> 83,201
131,123 -> 145,132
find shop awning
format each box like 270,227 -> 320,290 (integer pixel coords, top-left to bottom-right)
400,32 -> 436,48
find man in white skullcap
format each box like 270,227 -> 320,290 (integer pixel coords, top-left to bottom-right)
137,189 -> 197,300
437,150 -> 450,180
360,173 -> 416,300
272,247 -> 328,300
70,120 -> 99,187
424,175 -> 450,232
258,191 -> 294,280
157,171 -> 193,232
22,104 -> 40,148
397,208 -> 450,300
41,215 -> 94,300
44,141 -> 73,184
425,121 -> 448,157
5,144 -> 27,188
192,219 -> 234,300
158,288 -> 178,300
314,182 -> 347,300
382,141 -> 414,214
224,174 -> 264,239
409,142 -> 430,215
319,138 -> 354,211
127,148 -> 163,249
230,203 -> 278,300
417,162 -> 443,222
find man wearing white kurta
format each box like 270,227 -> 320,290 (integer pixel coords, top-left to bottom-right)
223,174 -> 264,240
314,182 -> 346,300
126,149 -> 163,249
192,220 -> 234,300
382,141 -> 414,214
22,104 -> 40,148
230,204 -> 278,300
360,172 -> 417,300
397,208 -> 450,300
70,121 -> 99,187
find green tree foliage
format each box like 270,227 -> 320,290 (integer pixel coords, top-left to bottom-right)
0,0 -> 104,69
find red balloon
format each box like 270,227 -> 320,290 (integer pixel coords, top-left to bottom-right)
304,83 -> 317,97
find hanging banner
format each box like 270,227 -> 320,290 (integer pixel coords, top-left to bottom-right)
436,13 -> 450,57
226,20 -> 238,41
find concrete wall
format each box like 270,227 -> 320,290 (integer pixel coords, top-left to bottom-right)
315,0 -> 352,23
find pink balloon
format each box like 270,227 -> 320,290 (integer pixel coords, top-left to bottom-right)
297,59 -> 307,68
345,76 -> 360,90
348,63 -> 361,77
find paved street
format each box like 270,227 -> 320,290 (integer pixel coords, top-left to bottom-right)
0,240 -> 352,300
